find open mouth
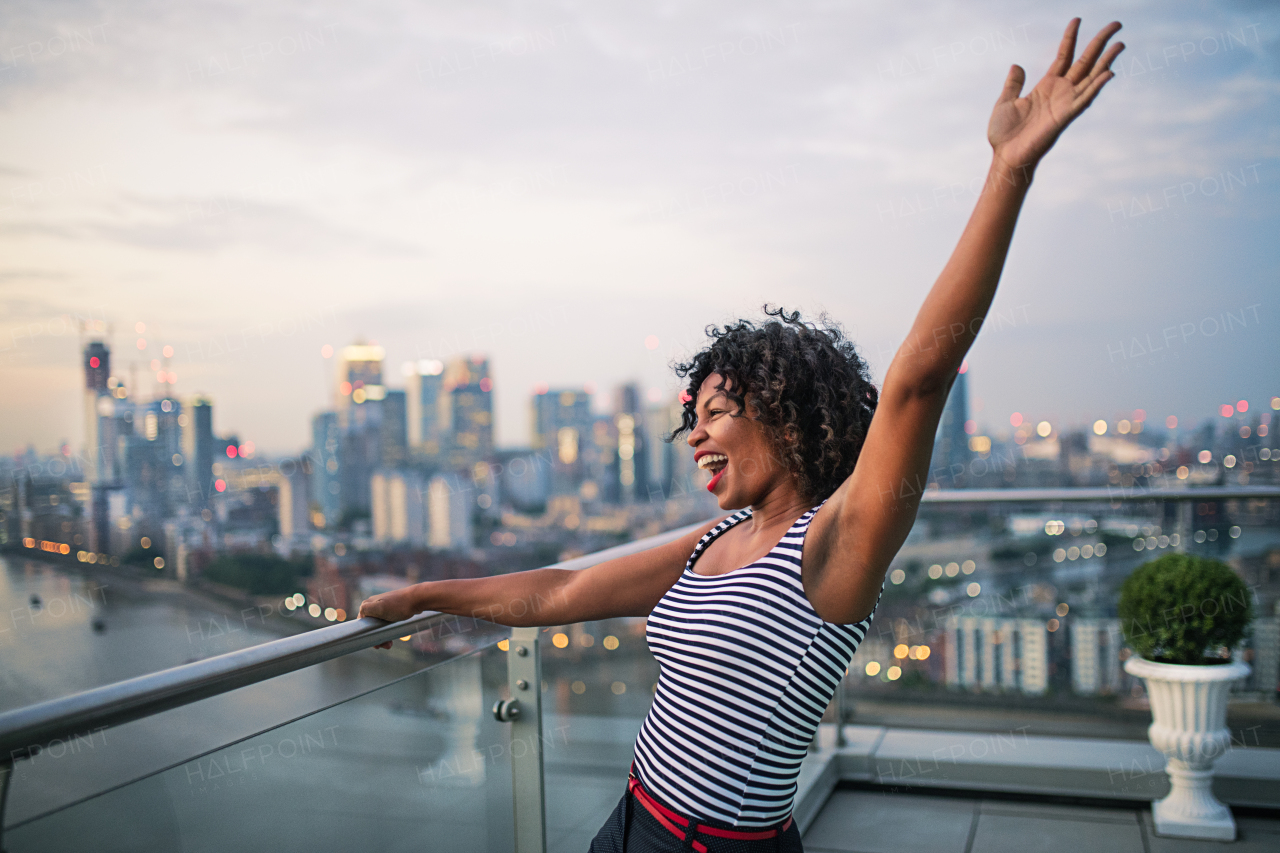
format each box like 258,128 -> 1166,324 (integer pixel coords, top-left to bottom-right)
697,453 -> 728,492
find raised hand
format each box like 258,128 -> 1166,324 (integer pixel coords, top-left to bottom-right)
988,18 -> 1124,173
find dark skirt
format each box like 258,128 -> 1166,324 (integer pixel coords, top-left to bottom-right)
588,781 -> 804,853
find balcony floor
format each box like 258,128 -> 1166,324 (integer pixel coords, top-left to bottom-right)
802,787 -> 1280,853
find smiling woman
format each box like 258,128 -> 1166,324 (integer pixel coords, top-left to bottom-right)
357,17 -> 1126,852
673,307 -> 879,507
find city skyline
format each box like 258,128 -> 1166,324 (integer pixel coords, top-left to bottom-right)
2,1 -> 1277,455
6,323 -> 1277,461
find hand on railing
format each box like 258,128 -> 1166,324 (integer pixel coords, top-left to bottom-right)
358,586 -> 426,649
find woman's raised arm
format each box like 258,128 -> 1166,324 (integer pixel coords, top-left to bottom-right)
894,18 -> 1123,390
802,19 -> 1124,625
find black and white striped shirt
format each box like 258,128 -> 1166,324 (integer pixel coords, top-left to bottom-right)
632,504 -> 876,827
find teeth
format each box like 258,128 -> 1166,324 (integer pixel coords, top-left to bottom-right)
697,454 -> 727,470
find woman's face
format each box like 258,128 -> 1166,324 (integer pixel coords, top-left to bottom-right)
686,372 -> 795,510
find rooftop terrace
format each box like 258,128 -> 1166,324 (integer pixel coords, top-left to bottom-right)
804,788 -> 1280,853
2,488 -> 1279,851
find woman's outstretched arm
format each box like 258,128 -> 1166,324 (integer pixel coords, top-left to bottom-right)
355,517 -> 719,645
803,19 -> 1124,625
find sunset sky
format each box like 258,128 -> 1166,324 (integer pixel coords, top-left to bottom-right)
2,0 -> 1276,455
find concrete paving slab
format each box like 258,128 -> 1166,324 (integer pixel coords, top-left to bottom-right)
802,790 -> 975,853
1143,811 -> 1280,853
970,811 -> 1143,853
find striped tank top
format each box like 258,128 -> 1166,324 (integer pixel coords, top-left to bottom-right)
631,503 -> 876,828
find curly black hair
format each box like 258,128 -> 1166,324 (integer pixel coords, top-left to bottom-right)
669,306 -> 879,504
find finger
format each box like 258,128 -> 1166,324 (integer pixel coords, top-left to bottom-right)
1071,66 -> 1116,116
1048,18 -> 1081,77
1067,21 -> 1122,84
1075,42 -> 1124,96
1092,41 -> 1125,78
998,64 -> 1025,104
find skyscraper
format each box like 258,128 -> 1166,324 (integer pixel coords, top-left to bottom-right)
1070,618 -> 1124,695
371,470 -> 426,545
82,336 -> 125,551
934,366 -> 971,487
532,387 -> 593,497
944,615 -> 1048,695
406,359 -> 445,457
311,411 -> 341,527
611,383 -> 650,504
380,389 -> 409,468
278,459 -> 311,545
645,396 -> 698,502
442,356 -> 494,468
334,342 -> 388,520
82,339 -> 111,483
427,473 -> 473,550
105,393 -> 187,524
336,343 -> 386,409
182,397 -> 215,503
339,407 -> 380,518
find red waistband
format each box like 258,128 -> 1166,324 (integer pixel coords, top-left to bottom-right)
626,762 -> 792,852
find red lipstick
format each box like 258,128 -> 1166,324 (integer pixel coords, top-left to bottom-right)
706,468 -> 725,492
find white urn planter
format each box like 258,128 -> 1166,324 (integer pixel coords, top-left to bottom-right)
1123,655 -> 1251,841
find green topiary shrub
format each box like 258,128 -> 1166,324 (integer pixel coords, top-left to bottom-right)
1118,552 -> 1252,665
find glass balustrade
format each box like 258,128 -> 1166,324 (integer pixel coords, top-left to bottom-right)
536,616 -> 659,852
5,638 -> 514,853
838,497 -> 1280,745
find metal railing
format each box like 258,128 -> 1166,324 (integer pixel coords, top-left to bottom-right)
2,485 -> 1278,851
918,485 -> 1280,503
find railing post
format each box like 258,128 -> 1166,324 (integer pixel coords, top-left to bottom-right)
836,672 -> 848,747
507,627 -> 546,853
1177,500 -> 1193,552
1,757 -> 13,853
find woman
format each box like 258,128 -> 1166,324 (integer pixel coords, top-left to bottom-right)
359,18 -> 1124,851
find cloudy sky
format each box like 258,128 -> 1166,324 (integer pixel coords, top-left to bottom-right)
1,0 -> 1276,455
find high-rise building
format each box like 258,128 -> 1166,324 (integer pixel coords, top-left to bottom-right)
371,470 -> 426,545
105,488 -> 130,554
278,459 -> 311,545
934,366 -> 971,487
608,383 -> 650,504
944,616 -> 1048,695
311,411 -> 341,527
380,389 -> 409,468
645,396 -> 699,502
182,396 -> 215,503
1250,608 -> 1280,696
331,342 -> 389,520
147,396 -> 186,510
493,448 -> 549,513
339,399 -> 382,517
118,399 -> 181,522
532,388 -> 593,497
1070,618 -> 1124,695
83,339 -> 111,483
442,356 -> 494,468
336,343 -> 386,410
406,360 -> 446,457
427,473 -> 473,550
